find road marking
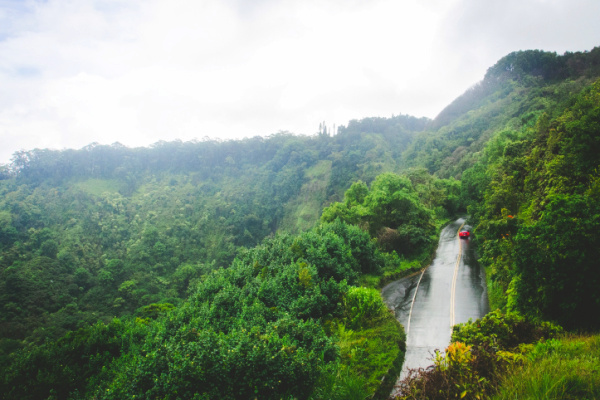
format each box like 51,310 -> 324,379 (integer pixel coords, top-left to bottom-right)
405,267 -> 426,336
406,220 -> 466,338
450,221 -> 466,328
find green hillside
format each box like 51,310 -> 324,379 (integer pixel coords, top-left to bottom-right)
396,49 -> 600,398
1,47 -> 600,399
404,47 -> 600,178
0,117 -> 430,347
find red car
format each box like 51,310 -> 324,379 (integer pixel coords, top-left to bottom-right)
459,230 -> 470,239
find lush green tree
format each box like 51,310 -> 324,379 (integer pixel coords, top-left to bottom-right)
466,78 -> 600,329
515,194 -> 600,329
1,319 -> 138,400
322,172 -> 445,256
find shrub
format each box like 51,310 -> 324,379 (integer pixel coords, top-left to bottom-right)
394,311 -> 564,399
343,287 -> 386,330
452,310 -> 562,351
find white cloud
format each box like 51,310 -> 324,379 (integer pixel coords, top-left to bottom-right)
0,0 -> 598,163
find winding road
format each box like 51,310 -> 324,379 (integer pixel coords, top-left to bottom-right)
381,218 -> 489,380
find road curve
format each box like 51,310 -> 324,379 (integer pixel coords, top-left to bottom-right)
381,218 -> 489,380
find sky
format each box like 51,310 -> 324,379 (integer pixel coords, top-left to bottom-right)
0,0 -> 599,164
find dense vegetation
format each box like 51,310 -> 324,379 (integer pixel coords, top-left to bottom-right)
322,171 -> 459,254
462,68 -> 600,330
395,311 -> 562,399
321,170 -> 460,287
393,48 -> 600,398
1,220 -> 410,399
0,116 -> 427,349
0,159 -> 458,398
1,117 -> 448,397
2,47 -> 600,398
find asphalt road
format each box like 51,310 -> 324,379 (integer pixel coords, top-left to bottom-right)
381,218 -> 489,381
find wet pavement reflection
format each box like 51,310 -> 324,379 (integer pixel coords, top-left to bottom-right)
381,218 -> 489,384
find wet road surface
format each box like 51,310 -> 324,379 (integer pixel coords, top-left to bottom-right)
381,218 -> 489,381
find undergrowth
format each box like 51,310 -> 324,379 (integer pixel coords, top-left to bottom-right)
392,310 -> 563,399
493,334 -> 600,399
319,287 -> 406,399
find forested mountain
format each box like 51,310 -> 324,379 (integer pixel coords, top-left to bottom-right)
0,129 -> 451,398
1,47 -> 600,399
395,64 -> 600,397
0,115 -> 432,349
404,47 -> 600,178
464,74 -> 600,330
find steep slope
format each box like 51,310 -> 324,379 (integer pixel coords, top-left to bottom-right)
463,77 -> 600,330
404,47 -> 600,329
403,47 -> 600,178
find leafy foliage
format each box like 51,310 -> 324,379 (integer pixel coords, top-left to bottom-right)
1,319 -> 142,400
464,78 -> 600,329
342,287 -> 387,330
0,121 -> 425,348
515,195 -> 600,329
1,220 -> 404,400
321,172 -> 453,257
452,310 -> 562,351
395,311 -> 562,400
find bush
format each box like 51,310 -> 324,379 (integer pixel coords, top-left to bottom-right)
394,311 -> 564,400
343,287 -> 386,330
452,310 -> 562,351
395,342 -> 495,400
0,319 -> 136,400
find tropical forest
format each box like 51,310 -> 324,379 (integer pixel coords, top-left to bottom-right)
1,48 -> 600,399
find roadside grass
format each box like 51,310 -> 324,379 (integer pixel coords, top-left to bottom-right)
359,256 -> 422,289
334,317 -> 405,396
321,287 -> 406,399
493,334 -> 600,400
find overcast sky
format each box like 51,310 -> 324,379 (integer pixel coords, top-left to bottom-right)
0,0 -> 598,164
